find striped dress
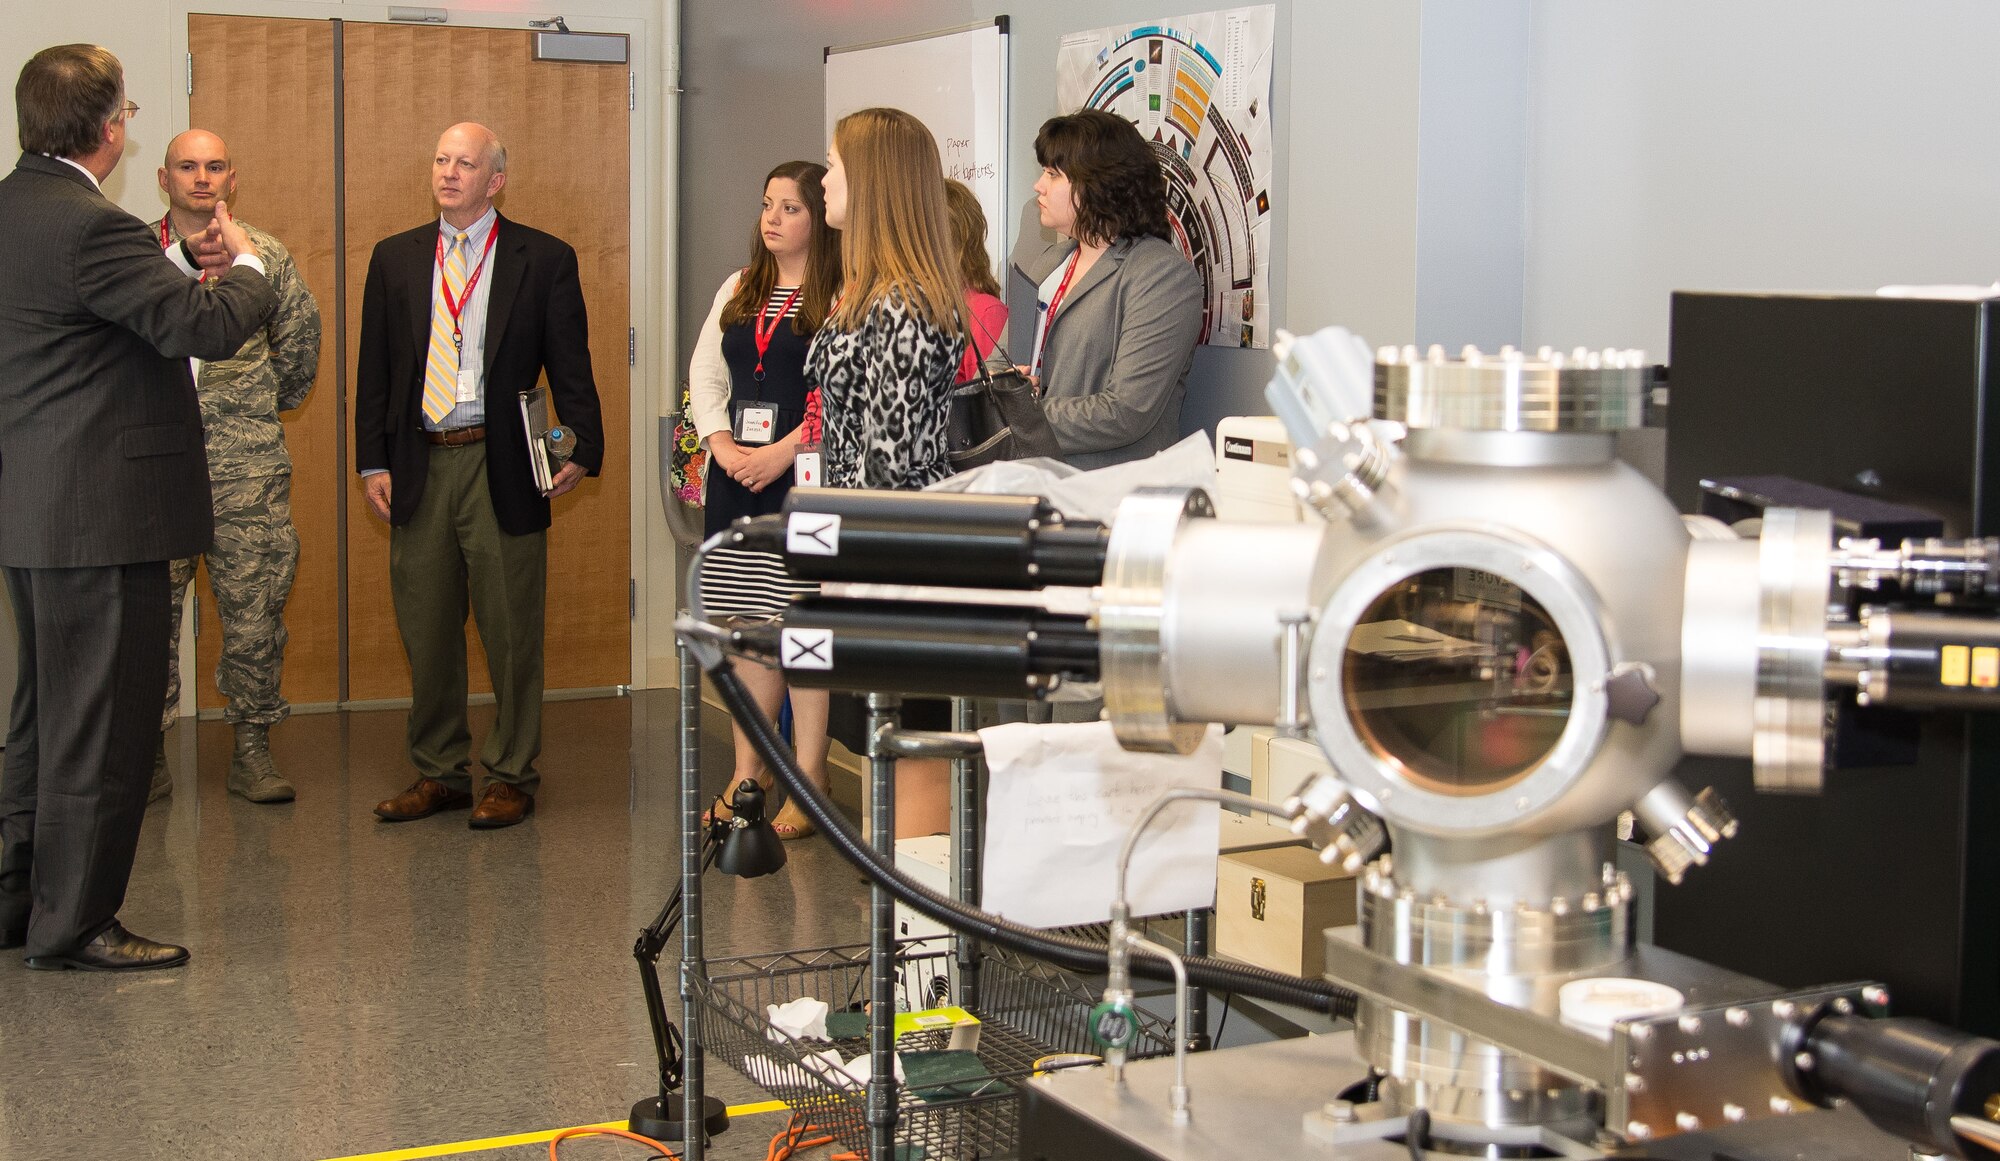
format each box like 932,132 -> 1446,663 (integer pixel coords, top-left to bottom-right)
701,285 -> 819,619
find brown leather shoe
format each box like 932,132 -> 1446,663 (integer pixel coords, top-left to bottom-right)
469,781 -> 535,829
373,777 -> 473,821
25,921 -> 188,972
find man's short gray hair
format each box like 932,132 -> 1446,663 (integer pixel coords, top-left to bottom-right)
489,138 -> 508,174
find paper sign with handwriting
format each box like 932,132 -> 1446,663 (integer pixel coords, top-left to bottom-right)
979,721 -> 1223,928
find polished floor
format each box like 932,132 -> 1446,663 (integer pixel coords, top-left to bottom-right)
0,691 -> 870,1161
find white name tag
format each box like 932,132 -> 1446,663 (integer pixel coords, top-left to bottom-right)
793,450 -> 821,487
781,628 -> 835,670
786,513 -> 841,556
455,366 -> 479,404
736,405 -> 776,445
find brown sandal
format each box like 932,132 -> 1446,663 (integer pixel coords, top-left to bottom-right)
770,802 -> 817,841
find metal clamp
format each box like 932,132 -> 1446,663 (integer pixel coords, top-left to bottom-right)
1100,487 -> 1214,754
1752,508 -> 1835,793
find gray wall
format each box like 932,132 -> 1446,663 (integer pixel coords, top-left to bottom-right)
1525,0 -> 2000,357
1415,0 -> 1530,350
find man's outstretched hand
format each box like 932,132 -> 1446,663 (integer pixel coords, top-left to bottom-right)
192,200 -> 257,275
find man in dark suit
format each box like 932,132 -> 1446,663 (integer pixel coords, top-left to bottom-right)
355,122 -> 603,830
0,45 -> 277,970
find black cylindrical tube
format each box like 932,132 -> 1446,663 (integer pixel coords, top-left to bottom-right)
1031,523 -> 1115,587
1785,1010 -> 2000,1153
1869,611 -> 2000,710
743,599 -> 1099,699
778,489 -> 1106,589
1895,537 -> 2000,604
696,647 -> 1360,1020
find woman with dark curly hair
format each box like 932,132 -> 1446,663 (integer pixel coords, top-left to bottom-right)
1011,108 -> 1203,468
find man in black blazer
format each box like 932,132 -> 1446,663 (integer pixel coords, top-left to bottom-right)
0,45 -> 277,970
355,122 -> 603,830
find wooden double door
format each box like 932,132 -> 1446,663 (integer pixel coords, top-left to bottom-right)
183,15 -> 631,708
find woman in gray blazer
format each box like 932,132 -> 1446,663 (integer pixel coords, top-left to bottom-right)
1011,110 -> 1205,469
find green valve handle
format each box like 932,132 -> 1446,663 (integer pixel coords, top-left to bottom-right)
1090,999 -> 1139,1051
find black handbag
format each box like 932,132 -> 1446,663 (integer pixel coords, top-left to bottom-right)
946,335 -> 1062,470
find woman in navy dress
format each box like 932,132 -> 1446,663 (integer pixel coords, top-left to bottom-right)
687,159 -> 841,837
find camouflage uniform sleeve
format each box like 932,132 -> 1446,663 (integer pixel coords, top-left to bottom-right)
261,237 -> 322,412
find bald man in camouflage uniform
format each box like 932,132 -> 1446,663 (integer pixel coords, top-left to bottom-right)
151,130 -> 320,804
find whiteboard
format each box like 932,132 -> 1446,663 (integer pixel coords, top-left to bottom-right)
825,19 -> 1011,275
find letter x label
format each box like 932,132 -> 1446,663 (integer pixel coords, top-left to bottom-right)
781,628 -> 834,670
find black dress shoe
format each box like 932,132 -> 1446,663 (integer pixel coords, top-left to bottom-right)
25,922 -> 188,972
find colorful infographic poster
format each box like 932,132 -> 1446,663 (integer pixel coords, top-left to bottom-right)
1058,5 -> 1276,348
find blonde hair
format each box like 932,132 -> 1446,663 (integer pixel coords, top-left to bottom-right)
943,179 -> 1000,298
829,108 -> 964,334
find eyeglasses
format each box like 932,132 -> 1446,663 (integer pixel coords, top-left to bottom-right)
119,101 -> 139,121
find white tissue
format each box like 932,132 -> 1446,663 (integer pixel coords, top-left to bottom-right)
795,1048 -> 853,1088
745,1044 -> 906,1092
837,1051 -> 906,1088
765,996 -> 831,1042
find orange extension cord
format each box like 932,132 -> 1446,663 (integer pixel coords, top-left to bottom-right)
769,1114 -> 833,1161
547,1125 -> 676,1159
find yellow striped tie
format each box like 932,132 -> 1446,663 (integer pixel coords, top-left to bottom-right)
421,231 -> 470,425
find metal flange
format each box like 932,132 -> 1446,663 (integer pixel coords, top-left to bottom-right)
1100,487 -> 1214,754
1374,345 -> 1653,434
1752,508 -> 1834,793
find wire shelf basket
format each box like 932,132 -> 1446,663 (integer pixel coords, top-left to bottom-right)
692,938 -> 1175,1159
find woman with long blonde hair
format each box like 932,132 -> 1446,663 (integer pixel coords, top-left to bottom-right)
811,108 -> 966,835
809,107 -> 966,490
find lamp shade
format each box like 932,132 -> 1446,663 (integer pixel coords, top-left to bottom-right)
716,779 -> 788,878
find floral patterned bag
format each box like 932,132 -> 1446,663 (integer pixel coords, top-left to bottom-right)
664,379 -> 707,546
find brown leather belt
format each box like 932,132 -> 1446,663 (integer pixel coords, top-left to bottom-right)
425,425 -> 486,447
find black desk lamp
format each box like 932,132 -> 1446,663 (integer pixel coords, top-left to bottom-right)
630,777 -> 787,1142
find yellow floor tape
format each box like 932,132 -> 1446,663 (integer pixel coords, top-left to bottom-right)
318,1100 -> 792,1161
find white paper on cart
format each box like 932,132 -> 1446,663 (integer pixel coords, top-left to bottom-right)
978,720 -> 1223,928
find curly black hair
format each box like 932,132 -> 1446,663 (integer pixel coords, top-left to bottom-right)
1034,109 -> 1171,246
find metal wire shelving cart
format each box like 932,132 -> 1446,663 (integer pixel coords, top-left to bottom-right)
672,640 -> 1189,1160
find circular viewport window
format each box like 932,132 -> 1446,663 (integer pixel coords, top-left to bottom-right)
1342,566 -> 1574,796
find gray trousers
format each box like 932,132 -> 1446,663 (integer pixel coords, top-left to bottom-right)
389,442 -> 547,793
0,562 -> 170,955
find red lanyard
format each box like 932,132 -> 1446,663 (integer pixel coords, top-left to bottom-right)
753,286 -> 802,381
1034,249 -> 1083,374
161,219 -> 207,283
436,225 -> 500,351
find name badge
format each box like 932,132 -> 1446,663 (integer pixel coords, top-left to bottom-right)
794,447 -> 822,487
734,401 -> 778,445
455,366 -> 479,404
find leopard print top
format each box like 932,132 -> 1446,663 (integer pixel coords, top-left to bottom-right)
806,292 -> 964,490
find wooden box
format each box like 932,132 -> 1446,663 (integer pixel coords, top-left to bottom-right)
1215,845 -> 1358,978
